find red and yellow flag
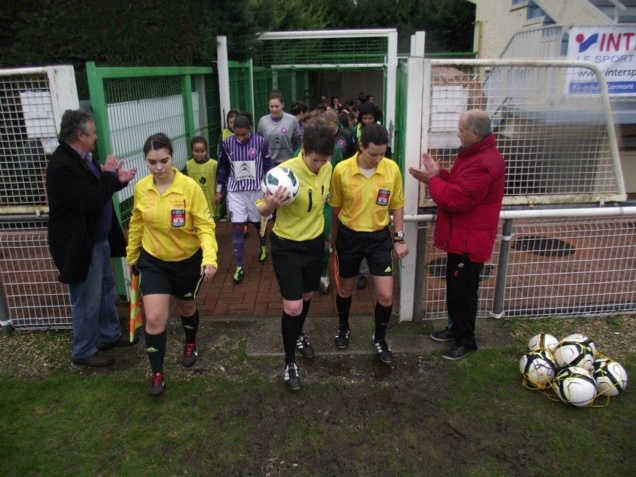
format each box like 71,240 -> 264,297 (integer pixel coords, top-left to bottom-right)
129,274 -> 143,342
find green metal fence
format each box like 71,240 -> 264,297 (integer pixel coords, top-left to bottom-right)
393,59 -> 409,171
228,60 -> 253,116
86,62 -> 221,294
253,36 -> 389,68
252,67 -> 273,121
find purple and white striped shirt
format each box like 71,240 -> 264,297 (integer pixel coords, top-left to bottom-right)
216,133 -> 274,193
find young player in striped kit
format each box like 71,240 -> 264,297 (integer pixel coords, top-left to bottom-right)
216,115 -> 275,283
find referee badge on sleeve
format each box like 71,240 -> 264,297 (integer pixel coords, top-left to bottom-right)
171,209 -> 186,227
376,189 -> 391,206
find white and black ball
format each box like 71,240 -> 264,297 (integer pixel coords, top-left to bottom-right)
593,358 -> 628,397
562,333 -> 597,358
262,167 -> 300,205
553,340 -> 594,373
527,333 -> 559,354
519,350 -> 557,388
553,366 -> 597,407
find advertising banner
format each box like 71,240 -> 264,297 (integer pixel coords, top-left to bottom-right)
567,26 -> 636,96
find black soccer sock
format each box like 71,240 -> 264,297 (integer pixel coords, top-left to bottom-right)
181,309 -> 199,344
374,302 -> 393,341
145,329 -> 167,374
281,312 -> 298,365
297,299 -> 311,336
336,294 -> 352,329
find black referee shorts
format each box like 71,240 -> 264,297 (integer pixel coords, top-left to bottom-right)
335,223 -> 394,279
270,232 -> 323,301
137,248 -> 203,300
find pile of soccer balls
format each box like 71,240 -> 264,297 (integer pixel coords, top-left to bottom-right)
519,333 -> 628,407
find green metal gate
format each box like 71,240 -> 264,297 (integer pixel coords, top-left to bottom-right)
86,62 -> 221,294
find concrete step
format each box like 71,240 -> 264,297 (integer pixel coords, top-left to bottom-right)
246,317 -> 517,357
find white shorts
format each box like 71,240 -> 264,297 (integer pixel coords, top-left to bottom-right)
227,190 -> 263,224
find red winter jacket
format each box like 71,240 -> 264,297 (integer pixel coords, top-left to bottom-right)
428,133 -> 505,263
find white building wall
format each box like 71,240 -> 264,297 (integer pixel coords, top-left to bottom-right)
469,0 -> 612,59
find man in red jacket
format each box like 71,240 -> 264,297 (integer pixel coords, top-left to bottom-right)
409,109 -> 505,360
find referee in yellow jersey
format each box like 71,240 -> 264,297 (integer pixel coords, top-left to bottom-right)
257,119 -> 334,391
126,133 -> 218,397
329,124 -> 408,365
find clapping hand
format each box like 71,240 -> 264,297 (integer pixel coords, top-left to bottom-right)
102,154 -> 137,184
408,153 -> 440,184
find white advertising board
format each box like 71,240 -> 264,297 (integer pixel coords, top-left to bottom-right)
567,26 -> 636,96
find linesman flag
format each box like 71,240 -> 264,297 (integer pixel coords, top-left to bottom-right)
129,274 -> 143,342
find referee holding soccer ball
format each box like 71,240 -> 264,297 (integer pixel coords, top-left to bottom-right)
257,119 -> 334,391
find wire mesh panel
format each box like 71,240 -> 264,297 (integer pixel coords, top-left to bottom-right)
421,60 -> 624,206
500,25 -> 566,60
421,216 -> 636,319
196,74 -> 222,156
273,70 -> 296,108
86,64 -> 219,225
228,61 -> 253,114
0,73 -> 54,210
0,222 -> 71,329
253,36 -> 389,68
253,67 -> 273,120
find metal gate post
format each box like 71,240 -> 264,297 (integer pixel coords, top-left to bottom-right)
492,218 -> 513,319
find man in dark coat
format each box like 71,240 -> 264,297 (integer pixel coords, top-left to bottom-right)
47,109 -> 138,366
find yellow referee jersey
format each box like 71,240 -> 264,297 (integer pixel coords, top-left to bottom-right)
263,154 -> 332,241
126,168 -> 218,268
328,153 -> 405,232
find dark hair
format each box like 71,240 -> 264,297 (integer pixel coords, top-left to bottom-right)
338,112 -> 350,129
59,109 -> 94,143
227,109 -> 240,122
143,133 -> 173,157
302,118 -> 335,156
359,101 -> 378,121
359,123 -> 388,148
269,89 -> 284,103
190,136 -> 208,150
290,100 -> 308,116
233,115 -> 251,130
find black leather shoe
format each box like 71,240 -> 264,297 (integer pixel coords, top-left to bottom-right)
357,275 -> 367,289
97,335 -> 140,351
442,344 -> 477,361
72,352 -> 115,367
431,327 -> 455,342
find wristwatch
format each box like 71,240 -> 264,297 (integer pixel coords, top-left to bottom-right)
393,231 -> 405,243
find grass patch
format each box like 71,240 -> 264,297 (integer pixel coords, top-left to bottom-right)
1,318 -> 635,476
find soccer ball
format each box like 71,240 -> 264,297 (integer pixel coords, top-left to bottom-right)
553,366 -> 597,407
519,350 -> 557,388
553,340 -> 595,373
527,333 -> 559,354
262,167 -> 300,205
593,358 -> 628,397
562,333 -> 597,358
